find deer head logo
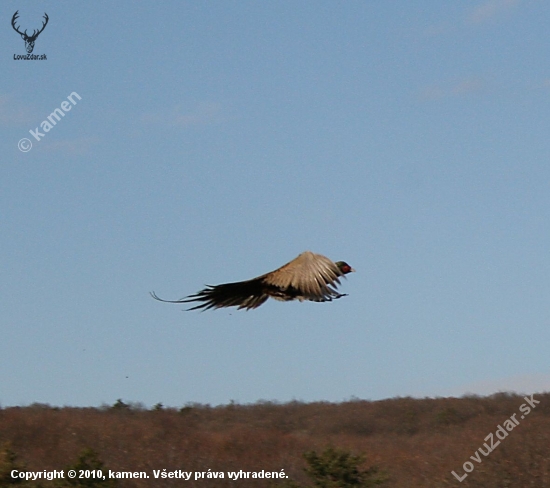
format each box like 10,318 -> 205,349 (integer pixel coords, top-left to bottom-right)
11,11 -> 49,54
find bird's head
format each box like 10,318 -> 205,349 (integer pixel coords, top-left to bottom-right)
335,261 -> 355,274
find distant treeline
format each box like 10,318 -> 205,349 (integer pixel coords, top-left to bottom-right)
1,393 -> 549,487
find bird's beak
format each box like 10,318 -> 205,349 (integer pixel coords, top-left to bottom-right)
350,267 -> 356,272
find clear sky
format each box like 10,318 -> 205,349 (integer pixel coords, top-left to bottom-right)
2,0 -> 549,408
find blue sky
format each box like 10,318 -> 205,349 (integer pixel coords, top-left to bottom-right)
2,0 -> 550,408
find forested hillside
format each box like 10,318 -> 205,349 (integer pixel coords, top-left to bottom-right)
1,393 -> 549,487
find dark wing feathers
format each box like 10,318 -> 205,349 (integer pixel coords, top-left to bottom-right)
183,279 -> 269,311
150,278 -> 270,311
151,251 -> 349,311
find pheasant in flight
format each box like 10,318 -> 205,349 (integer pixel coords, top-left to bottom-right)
151,251 -> 355,311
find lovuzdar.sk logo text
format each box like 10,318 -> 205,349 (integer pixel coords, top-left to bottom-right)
12,10 -> 48,60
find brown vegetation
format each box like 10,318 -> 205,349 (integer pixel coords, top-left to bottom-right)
1,393 -> 550,487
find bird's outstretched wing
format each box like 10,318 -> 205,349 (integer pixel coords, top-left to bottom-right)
260,251 -> 344,302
